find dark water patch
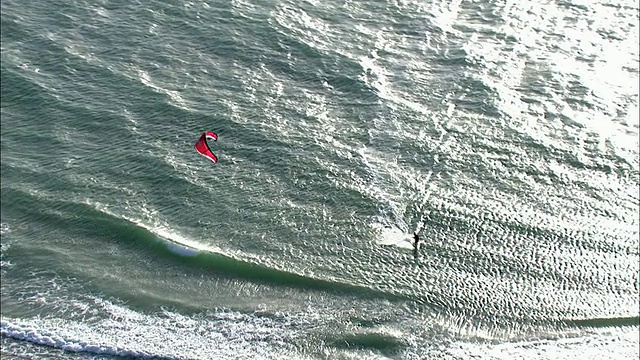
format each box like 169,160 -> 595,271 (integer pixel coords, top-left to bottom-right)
0,68 -> 67,127
434,73 -> 502,118
433,47 -> 473,68
37,100 -> 136,151
519,64 -> 564,101
0,157 -> 75,192
383,2 -> 447,38
0,8 -> 35,45
557,0 -> 590,13
349,315 -> 395,329
328,331 -> 408,356
566,316 -> 640,328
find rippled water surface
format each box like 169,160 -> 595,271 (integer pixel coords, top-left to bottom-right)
1,0 -> 638,359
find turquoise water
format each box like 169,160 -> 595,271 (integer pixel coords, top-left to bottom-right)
1,0 -> 639,359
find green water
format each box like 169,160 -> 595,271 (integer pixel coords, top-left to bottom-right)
1,0 -> 639,359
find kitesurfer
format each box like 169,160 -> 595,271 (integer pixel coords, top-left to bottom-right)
413,232 -> 420,250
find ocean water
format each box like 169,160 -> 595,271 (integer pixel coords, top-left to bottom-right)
1,0 -> 638,359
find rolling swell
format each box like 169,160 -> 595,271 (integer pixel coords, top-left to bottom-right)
328,331 -> 408,356
567,316 -> 640,329
1,186 -> 413,305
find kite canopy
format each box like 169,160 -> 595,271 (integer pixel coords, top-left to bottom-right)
194,131 -> 218,163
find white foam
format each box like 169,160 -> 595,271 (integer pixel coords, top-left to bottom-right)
1,319 -> 155,358
371,223 -> 414,250
1,223 -> 12,267
136,68 -> 190,111
446,325 -> 640,360
0,223 -> 10,236
1,297 -> 305,360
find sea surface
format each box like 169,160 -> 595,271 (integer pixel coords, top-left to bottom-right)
1,0 -> 639,359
